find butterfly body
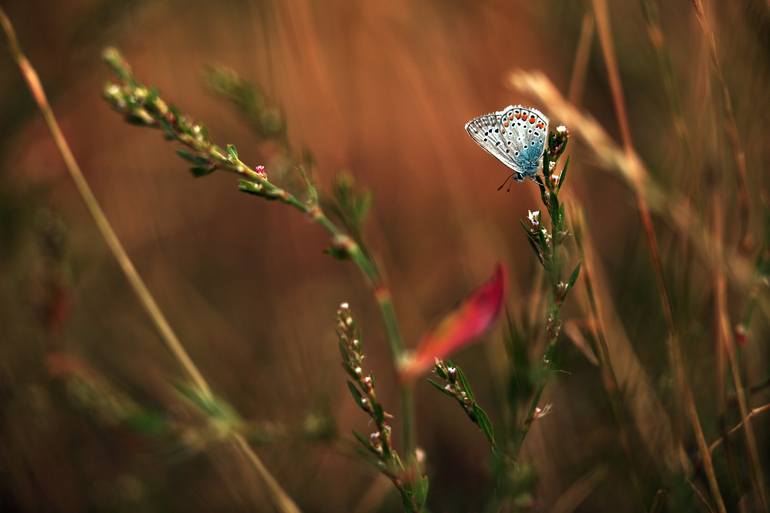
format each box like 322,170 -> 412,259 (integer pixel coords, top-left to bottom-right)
465,105 -> 549,181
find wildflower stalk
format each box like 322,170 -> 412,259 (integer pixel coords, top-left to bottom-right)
511,126 -> 578,459
430,359 -> 497,453
336,304 -> 427,513
0,9 -> 301,513
101,48 -> 416,460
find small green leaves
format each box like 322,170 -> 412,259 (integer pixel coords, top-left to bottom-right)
323,172 -> 372,247
346,380 -> 371,414
324,234 -> 356,260
546,125 -> 569,162
335,303 -> 426,512
205,65 -> 288,141
176,149 -> 206,165
175,383 -> 240,425
567,262 -> 582,292
190,166 -> 216,177
557,156 -> 570,193
102,47 -> 136,86
431,359 -> 498,452
176,149 -> 216,177
401,475 -> 429,512
238,179 -> 286,202
102,49 -> 307,212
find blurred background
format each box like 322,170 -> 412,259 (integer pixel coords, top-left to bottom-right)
1,0 -> 769,511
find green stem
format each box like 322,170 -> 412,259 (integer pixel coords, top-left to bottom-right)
243,165 -> 415,459
234,149 -> 417,461
512,170 -> 565,461
511,314 -> 560,459
102,48 -> 417,471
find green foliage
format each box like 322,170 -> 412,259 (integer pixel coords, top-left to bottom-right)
336,303 -> 426,513
323,172 -> 373,248
430,359 -> 497,452
205,65 -> 288,141
175,383 -> 241,427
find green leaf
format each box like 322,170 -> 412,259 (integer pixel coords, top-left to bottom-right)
322,172 -> 372,247
567,262 -> 582,292
558,156 -> 570,192
411,475 -> 430,511
472,404 -> 497,451
190,166 -> 216,177
125,113 -> 151,126
323,244 -> 350,260
176,149 -> 209,166
226,144 -> 239,160
427,379 -> 455,398
372,402 -> 385,424
125,411 -> 168,437
433,361 -> 448,380
453,363 -> 476,402
346,381 -> 367,411
174,383 -> 239,423
549,190 -> 561,224
238,179 -> 273,200
351,430 -> 383,462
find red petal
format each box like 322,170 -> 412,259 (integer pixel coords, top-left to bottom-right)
400,264 -> 507,381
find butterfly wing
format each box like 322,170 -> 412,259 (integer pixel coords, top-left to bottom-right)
466,105 -> 549,180
501,106 -> 549,178
465,107 -> 519,175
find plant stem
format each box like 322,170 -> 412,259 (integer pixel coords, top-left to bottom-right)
591,1 -> 727,511
0,9 -> 301,513
713,193 -> 768,510
315,211 -> 414,456
103,48 -> 416,462
512,165 -> 567,459
709,402 -> 770,454
511,325 -> 559,459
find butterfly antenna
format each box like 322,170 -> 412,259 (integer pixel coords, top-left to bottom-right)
497,173 -> 513,191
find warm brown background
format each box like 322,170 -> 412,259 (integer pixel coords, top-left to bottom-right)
1,0 -> 769,512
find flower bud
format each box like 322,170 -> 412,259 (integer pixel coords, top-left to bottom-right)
547,125 -> 569,161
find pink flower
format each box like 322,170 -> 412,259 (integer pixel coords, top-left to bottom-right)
400,264 -> 507,381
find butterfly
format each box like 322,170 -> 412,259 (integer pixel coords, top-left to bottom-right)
465,105 -> 549,188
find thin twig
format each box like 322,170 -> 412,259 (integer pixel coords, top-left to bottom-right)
0,9 -> 301,513
709,402 -> 770,454
713,194 -> 768,510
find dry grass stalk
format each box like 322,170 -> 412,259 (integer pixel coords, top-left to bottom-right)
0,8 -> 301,513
